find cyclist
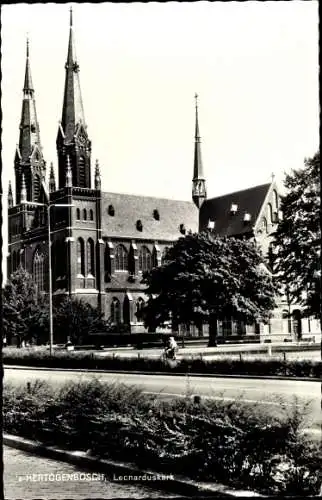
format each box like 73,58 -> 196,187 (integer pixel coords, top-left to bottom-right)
165,336 -> 178,360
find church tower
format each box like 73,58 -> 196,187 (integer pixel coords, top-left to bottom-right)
56,7 -> 92,189
14,38 -> 46,204
192,93 -> 207,209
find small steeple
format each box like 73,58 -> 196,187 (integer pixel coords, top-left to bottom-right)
8,181 -> 13,208
66,156 -> 73,187
94,159 -> 101,190
21,174 -> 27,203
49,162 -> 56,192
192,93 -> 207,209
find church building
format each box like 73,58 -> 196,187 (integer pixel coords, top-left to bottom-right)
9,10 -> 307,340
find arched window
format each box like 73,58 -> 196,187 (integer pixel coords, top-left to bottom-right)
79,156 -> 85,188
123,296 -> 130,325
139,246 -> 152,272
33,249 -> 45,293
267,203 -> 273,223
115,244 -> 128,271
128,246 -> 135,276
83,209 -> 87,221
20,249 -> 24,268
77,238 -> 85,275
76,208 -> 80,220
111,297 -> 121,324
87,238 -> 95,276
89,209 -> 94,221
33,174 -> 40,201
273,190 -> 279,210
262,217 -> 268,233
136,297 -> 145,321
104,244 -> 111,281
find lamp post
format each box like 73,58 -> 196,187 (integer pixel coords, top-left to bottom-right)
23,201 -> 73,355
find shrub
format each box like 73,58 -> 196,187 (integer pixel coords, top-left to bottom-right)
3,347 -> 321,378
3,379 -> 321,496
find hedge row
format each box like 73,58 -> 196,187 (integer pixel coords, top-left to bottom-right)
3,348 -> 321,378
3,378 -> 321,496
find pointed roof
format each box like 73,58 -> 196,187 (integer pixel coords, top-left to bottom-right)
193,93 -> 204,180
60,7 -> 86,143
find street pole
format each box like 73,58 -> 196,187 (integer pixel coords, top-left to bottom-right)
25,201 -> 73,356
48,204 -> 53,356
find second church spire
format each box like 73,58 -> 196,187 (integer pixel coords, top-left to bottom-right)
192,93 -> 207,209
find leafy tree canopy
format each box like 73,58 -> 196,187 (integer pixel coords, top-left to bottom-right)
142,231 -> 276,344
273,151 -> 321,318
2,266 -> 48,346
53,297 -> 106,344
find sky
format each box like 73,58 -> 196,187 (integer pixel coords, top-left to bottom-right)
1,1 -> 319,281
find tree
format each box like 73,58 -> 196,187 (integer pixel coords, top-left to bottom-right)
142,232 -> 276,346
53,297 -> 106,344
273,151 -> 321,319
2,267 -> 48,346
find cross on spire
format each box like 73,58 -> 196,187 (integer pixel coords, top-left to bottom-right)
70,6 -> 73,27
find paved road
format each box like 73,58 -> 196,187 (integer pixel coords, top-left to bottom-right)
5,367 -> 321,433
4,446 -> 179,499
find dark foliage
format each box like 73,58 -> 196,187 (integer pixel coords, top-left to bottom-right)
3,379 -> 321,496
3,348 -> 320,378
273,151 -> 321,319
142,232 -> 276,345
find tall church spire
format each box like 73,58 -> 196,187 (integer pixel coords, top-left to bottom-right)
57,7 -> 92,189
15,38 -> 46,205
192,93 -> 206,208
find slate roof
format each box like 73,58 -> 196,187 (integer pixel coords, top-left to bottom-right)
102,192 -> 199,241
199,183 -> 271,237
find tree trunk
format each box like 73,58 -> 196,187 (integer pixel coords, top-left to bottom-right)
208,316 -> 218,347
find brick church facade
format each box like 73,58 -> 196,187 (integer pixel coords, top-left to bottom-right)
8,11 -> 318,340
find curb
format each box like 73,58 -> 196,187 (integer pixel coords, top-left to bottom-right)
3,433 -> 262,497
4,365 -> 321,382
